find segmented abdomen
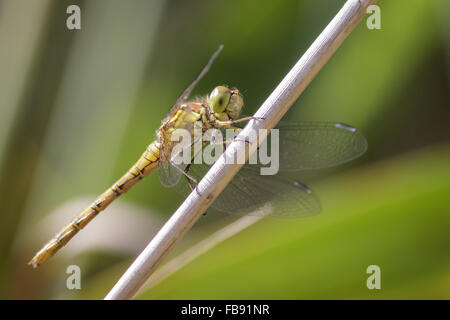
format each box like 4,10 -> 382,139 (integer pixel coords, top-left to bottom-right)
29,140 -> 161,268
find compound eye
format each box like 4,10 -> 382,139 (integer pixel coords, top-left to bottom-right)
209,86 -> 231,113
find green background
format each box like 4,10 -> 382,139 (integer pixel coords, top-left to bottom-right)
0,0 -> 449,299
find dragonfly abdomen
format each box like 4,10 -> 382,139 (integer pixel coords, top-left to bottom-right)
29,140 -> 161,267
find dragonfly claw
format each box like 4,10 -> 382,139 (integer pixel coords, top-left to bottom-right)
251,116 -> 265,121
234,137 -> 251,144
194,183 -> 202,196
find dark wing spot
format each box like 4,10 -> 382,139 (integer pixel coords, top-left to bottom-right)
293,181 -> 312,194
335,123 -> 356,132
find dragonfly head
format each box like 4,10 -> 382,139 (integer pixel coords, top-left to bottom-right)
209,86 -> 243,120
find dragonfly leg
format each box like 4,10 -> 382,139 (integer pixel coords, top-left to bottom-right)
215,116 -> 265,127
183,164 -> 202,196
170,160 -> 202,196
205,136 -> 253,157
234,136 -> 252,144
204,127 -> 251,148
169,160 -> 198,184
208,138 -> 236,147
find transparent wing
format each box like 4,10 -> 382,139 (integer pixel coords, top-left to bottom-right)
158,136 -> 182,187
172,121 -> 366,216
158,131 -> 195,187
158,158 -> 183,187
227,120 -> 367,171
261,121 -> 368,171
163,45 -> 223,122
175,163 -> 321,218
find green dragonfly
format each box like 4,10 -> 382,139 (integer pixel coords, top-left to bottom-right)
29,45 -> 367,268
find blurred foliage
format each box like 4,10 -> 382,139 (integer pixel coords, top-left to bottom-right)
0,0 -> 449,299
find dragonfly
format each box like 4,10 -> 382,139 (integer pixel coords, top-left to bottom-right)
29,45 -> 367,268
